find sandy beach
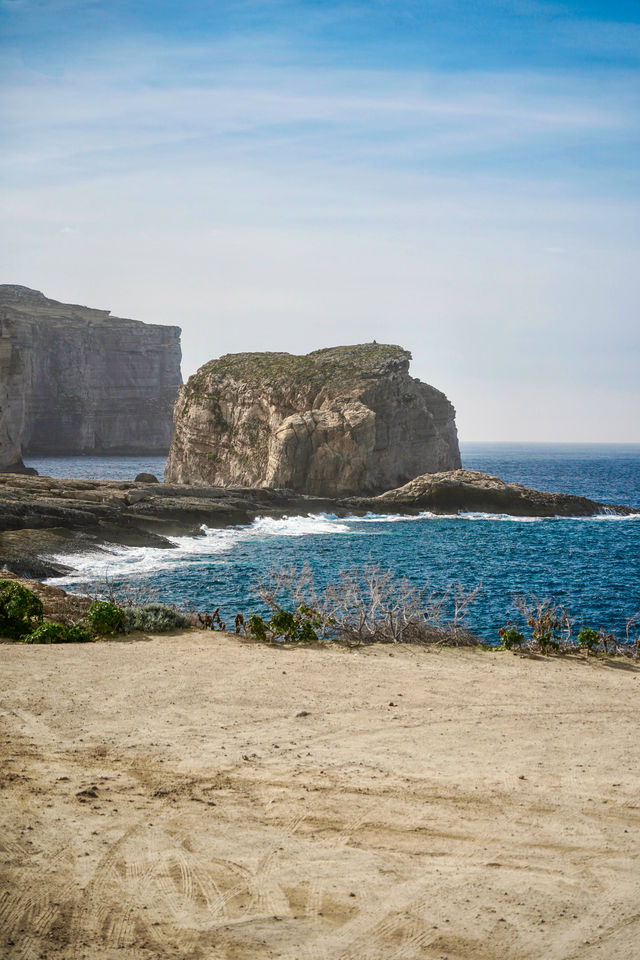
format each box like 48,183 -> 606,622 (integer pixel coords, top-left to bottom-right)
1,633 -> 638,959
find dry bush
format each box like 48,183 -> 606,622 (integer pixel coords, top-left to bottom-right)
92,574 -> 160,608
626,613 -> 640,660
257,562 -> 336,642
504,595 -> 639,657
255,563 -> 482,646
513,595 -> 572,653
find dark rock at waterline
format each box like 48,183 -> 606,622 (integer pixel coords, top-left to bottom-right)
0,470 -> 635,578
0,460 -> 39,476
135,473 -> 159,483
345,469 -> 630,518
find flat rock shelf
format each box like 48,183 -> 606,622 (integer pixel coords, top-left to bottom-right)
0,469 -> 636,578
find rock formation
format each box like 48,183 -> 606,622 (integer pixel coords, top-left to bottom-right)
347,469 -> 617,517
165,344 -> 461,496
0,285 -> 182,469
0,305 -> 29,472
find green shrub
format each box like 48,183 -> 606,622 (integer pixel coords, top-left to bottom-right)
247,613 -> 268,641
297,618 -> 320,643
245,604 -> 324,643
498,626 -> 525,651
85,601 -> 126,636
268,608 -> 297,640
536,631 -> 560,654
0,580 -> 43,639
26,621 -> 94,644
123,604 -> 191,633
577,627 -> 600,652
25,622 -> 69,644
66,622 -> 93,643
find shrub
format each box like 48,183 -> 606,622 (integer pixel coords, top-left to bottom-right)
577,627 -> 600,652
255,563 -> 480,646
498,625 -> 525,651
85,601 -> 126,636
247,613 -> 268,641
197,608 -> 226,630
25,622 -> 69,644
513,596 -> 570,654
26,621 -> 94,644
66,622 -> 93,642
268,608 -> 298,640
269,604 -> 324,642
0,580 -> 44,639
123,604 -> 191,633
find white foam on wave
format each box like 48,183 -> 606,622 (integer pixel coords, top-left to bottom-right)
347,510 -> 638,523
590,510 -> 640,521
47,513 -> 352,586
454,512 -> 543,523
344,510 -> 544,523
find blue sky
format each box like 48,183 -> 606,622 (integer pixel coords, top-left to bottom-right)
1,0 -> 638,440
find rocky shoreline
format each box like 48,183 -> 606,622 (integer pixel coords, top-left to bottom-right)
0,469 -> 636,579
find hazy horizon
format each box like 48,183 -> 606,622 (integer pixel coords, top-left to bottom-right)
2,1 -> 638,442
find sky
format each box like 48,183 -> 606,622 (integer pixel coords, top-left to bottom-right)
1,0 -> 638,441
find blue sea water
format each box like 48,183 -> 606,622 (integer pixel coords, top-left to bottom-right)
38,443 -> 640,642
24,454 -> 167,481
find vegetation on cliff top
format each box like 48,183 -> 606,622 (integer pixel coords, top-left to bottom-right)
186,342 -> 411,392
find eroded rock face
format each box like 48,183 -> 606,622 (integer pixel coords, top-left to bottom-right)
0,285 -> 182,468
165,344 -> 461,496
0,308 -> 29,471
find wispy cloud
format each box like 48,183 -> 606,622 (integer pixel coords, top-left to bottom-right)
2,45 -> 637,190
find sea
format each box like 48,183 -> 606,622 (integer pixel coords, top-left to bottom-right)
26,443 -> 640,643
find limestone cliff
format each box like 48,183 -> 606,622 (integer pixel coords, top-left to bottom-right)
165,344 -> 461,496
0,285 -> 182,468
0,310 -> 29,471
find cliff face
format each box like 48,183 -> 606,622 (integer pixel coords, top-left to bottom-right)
165,344 -> 461,496
0,285 -> 182,467
0,312 -> 29,471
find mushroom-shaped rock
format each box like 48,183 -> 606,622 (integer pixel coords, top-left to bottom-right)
165,344 -> 461,496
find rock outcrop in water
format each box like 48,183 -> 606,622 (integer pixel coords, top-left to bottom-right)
165,344 -> 461,496
346,469 -> 618,517
0,285 -> 182,470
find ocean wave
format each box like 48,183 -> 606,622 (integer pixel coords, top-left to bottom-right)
345,510 -> 638,523
47,513 -> 353,586
340,510 -> 545,523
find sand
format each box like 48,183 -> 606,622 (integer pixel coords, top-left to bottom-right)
1,632 -> 639,959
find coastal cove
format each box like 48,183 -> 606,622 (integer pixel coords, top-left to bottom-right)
22,443 -> 640,643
